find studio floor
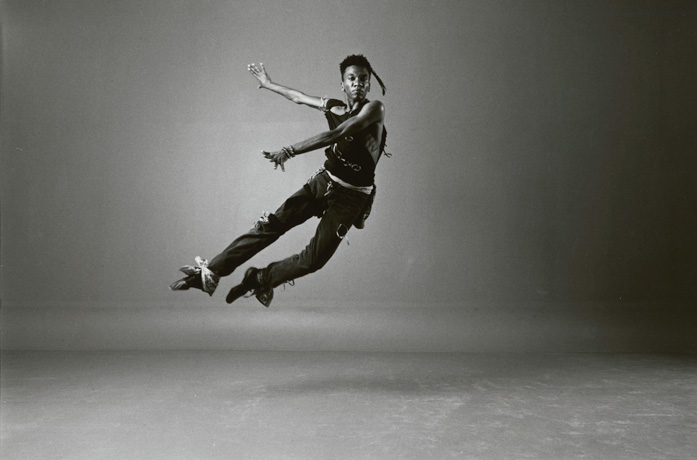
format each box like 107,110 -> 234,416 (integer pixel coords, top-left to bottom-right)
1,351 -> 695,460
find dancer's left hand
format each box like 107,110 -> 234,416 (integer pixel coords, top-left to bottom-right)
262,150 -> 288,172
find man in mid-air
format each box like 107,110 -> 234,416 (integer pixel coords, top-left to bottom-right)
171,54 -> 388,307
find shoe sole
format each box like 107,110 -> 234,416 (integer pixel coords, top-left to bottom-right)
225,268 -> 258,304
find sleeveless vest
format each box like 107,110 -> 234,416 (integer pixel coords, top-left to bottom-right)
322,99 -> 386,187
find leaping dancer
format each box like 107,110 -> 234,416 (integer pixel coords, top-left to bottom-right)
170,54 -> 388,307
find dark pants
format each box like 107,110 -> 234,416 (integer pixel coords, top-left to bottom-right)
208,170 -> 369,288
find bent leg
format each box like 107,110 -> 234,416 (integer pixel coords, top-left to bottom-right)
264,186 -> 368,288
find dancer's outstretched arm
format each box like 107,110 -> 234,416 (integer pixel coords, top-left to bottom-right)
248,63 -> 325,110
263,100 -> 385,171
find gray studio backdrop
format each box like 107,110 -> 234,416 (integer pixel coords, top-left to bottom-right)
2,0 -> 695,351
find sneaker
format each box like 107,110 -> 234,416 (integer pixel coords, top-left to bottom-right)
170,256 -> 220,296
170,274 -> 202,291
226,267 -> 274,307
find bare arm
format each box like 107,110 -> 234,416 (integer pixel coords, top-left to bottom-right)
248,63 -> 325,110
263,101 -> 385,171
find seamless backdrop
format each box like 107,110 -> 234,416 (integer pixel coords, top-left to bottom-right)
1,0 -> 696,351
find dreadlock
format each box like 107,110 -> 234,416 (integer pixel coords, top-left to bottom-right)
340,54 -> 386,96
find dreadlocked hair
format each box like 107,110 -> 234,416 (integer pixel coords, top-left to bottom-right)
340,54 -> 386,96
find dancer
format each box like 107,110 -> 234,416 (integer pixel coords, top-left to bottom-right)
170,54 -> 388,307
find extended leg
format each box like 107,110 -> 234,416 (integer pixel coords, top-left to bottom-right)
171,186 -> 317,295
171,173 -> 328,296
207,179 -> 326,277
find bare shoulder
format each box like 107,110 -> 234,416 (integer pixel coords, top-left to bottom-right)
329,105 -> 347,116
362,100 -> 385,120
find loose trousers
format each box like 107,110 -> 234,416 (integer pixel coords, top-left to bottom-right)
208,170 -> 370,288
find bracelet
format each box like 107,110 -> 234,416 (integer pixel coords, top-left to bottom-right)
281,146 -> 296,159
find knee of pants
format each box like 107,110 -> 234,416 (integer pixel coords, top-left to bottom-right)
309,255 -> 332,273
253,212 -> 283,234
292,253 -> 330,275
307,223 -> 349,272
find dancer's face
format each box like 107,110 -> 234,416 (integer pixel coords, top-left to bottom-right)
341,65 -> 371,101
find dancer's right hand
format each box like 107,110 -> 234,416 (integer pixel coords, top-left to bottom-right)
262,150 -> 288,172
247,63 -> 271,88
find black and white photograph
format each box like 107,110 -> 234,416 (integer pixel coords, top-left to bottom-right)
1,1 -> 696,459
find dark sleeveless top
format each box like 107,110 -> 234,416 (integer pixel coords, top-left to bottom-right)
322,98 -> 386,187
